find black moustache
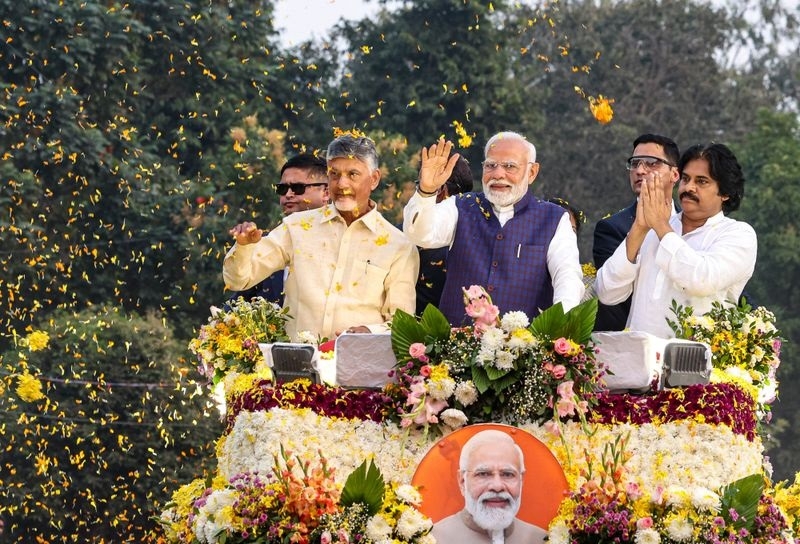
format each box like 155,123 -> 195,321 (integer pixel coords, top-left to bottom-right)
680,192 -> 699,202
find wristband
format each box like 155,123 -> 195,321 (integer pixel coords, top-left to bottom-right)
415,181 -> 439,197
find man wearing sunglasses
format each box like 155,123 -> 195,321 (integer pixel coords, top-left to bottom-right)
227,154 -> 329,306
404,132 -> 584,326
224,133 -> 418,340
592,134 -> 680,331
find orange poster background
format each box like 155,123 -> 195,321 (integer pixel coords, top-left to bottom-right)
411,423 -> 569,528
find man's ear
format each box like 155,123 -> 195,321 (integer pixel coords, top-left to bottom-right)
527,162 -> 540,185
369,169 -> 381,191
457,471 -> 467,497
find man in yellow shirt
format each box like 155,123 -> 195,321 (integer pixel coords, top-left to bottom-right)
223,133 -> 419,341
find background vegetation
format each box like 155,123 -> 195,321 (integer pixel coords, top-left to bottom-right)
0,0 -> 798,541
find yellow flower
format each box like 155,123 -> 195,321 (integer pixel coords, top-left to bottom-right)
26,330 -> 50,352
581,262 -> 597,278
333,126 -> 367,139
589,95 -> 614,124
375,234 -> 389,246
452,120 -> 473,148
16,372 -> 44,402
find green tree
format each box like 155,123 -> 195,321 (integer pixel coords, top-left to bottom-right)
0,306 -> 222,542
736,108 -> 800,481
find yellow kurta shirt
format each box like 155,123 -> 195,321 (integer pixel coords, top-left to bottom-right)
223,203 -> 419,340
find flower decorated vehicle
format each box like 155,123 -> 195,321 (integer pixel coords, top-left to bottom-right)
189,296 -> 290,385
158,287 -> 800,544
388,286 -> 605,434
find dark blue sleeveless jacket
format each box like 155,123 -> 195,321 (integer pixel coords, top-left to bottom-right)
438,191 -> 563,326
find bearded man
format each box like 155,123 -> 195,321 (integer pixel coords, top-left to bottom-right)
403,133 -> 583,326
431,430 -> 547,544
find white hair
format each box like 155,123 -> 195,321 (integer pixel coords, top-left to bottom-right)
484,131 -> 537,164
459,429 -> 525,473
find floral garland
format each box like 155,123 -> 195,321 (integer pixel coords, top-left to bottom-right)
224,377 -> 398,432
548,434 -> 791,544
189,297 -> 290,385
158,449 -> 433,544
590,382 -> 759,441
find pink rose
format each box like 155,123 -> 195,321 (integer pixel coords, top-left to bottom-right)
420,365 -> 432,377
549,364 -> 567,379
636,517 -> 653,530
553,337 -> 572,355
409,342 -> 429,362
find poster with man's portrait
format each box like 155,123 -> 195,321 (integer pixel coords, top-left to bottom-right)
412,424 -> 568,543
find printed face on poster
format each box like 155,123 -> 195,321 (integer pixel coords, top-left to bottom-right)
411,423 -> 568,529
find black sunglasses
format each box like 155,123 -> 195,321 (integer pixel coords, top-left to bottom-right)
274,182 -> 328,196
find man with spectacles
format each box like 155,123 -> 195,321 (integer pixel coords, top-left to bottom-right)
224,133 -> 418,340
227,153 -> 329,305
431,429 -> 547,544
403,132 -> 583,325
592,133 -> 680,331
595,143 -> 756,338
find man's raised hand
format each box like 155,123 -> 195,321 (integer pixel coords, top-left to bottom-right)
229,222 -> 263,245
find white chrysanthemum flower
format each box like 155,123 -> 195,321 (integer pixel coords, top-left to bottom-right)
690,487 -> 720,512
365,514 -> 393,540
429,377 -> 456,400
396,484 -> 423,505
634,527 -> 661,544
723,366 -> 753,383
416,534 -> 437,544
494,350 -> 515,370
296,330 -> 317,344
501,311 -> 529,331
441,408 -> 468,429
396,507 -> 432,539
454,381 -> 479,406
480,328 -> 506,352
547,522 -> 570,544
665,516 -> 693,541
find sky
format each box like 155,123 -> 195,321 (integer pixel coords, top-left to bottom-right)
273,0 -> 379,46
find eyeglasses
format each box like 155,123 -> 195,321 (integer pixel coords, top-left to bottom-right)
274,182 -> 328,196
464,468 -> 521,483
481,161 -> 532,175
626,156 -> 674,171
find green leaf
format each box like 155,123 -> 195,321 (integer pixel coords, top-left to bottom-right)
420,304 -> 452,339
340,459 -> 385,517
390,309 -> 427,364
720,473 -> 765,531
530,299 -> 597,344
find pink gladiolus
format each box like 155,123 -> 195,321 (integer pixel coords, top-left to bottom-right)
413,397 -> 448,425
463,285 -> 487,301
556,397 -> 576,417
626,482 -> 643,500
557,380 -> 575,399
409,342 -> 429,362
543,420 -> 561,436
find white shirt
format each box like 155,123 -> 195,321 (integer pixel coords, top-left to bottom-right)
595,211 -> 757,338
403,192 -> 584,312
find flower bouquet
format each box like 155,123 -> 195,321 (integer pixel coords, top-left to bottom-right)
667,299 -> 782,407
387,285 -> 604,434
549,434 -> 793,544
189,296 -> 290,385
157,453 -> 433,544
